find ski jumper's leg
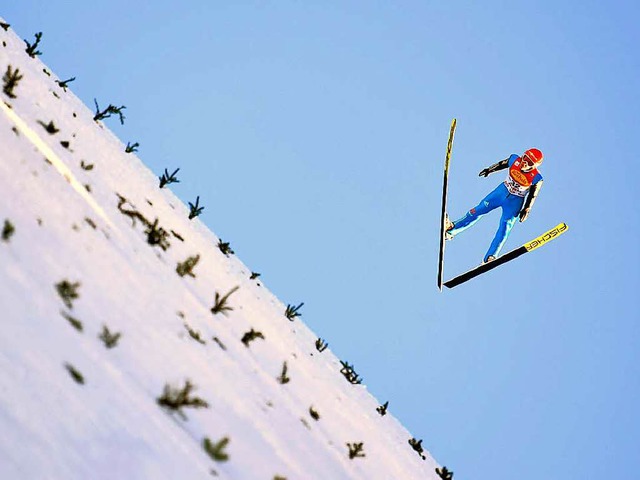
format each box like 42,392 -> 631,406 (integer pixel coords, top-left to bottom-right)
449,184 -> 505,237
484,193 -> 525,261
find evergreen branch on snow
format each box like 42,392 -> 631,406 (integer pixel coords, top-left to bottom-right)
55,77 -> 75,91
217,240 -> 234,256
116,194 -> 148,227
116,195 -> 172,250
212,337 -> 227,351
61,311 -> 83,332
158,168 -> 180,188
409,438 -> 427,461
202,436 -> 230,462
315,338 -> 328,352
125,141 -> 139,153
56,280 -> 81,309
2,219 -> 15,242
210,286 -> 240,316
145,218 -> 171,250
340,360 -> 363,385
177,254 -> 200,278
93,98 -> 126,124
37,119 -> 59,134
188,196 -> 204,219
278,361 -> 290,384
347,442 -> 366,459
99,325 -> 122,349
3,65 -> 23,98
171,229 -> 184,241
241,329 -> 265,347
157,380 -> 209,419
84,217 -> 97,230
64,363 -> 85,385
185,323 -> 206,345
309,406 -> 320,421
285,302 -> 304,321
435,466 -> 454,479
376,401 -> 389,416
1,22 -> 10,31
24,32 -> 43,58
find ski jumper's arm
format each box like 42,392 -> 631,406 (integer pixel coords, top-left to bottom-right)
478,158 -> 510,177
519,180 -> 543,222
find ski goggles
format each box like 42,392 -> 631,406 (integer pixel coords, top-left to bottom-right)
521,154 -> 536,169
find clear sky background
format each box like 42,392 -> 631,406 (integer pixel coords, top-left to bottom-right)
4,2 -> 639,479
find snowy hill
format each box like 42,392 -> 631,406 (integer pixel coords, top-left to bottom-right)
0,19 -> 444,480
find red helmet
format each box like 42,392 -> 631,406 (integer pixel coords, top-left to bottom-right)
523,148 -> 543,168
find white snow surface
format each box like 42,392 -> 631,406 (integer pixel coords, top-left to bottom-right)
0,20 -> 441,480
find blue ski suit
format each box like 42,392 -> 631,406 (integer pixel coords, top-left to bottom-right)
448,154 -> 543,262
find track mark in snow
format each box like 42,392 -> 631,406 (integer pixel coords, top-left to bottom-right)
0,100 -> 115,229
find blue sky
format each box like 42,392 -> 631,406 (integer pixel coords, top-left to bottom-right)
5,2 -> 639,478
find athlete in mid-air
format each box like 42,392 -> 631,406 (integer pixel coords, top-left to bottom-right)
445,148 -> 544,264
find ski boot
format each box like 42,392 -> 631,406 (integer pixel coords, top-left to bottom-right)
444,214 -> 455,240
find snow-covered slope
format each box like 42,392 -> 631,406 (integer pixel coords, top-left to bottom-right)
0,19 -> 442,479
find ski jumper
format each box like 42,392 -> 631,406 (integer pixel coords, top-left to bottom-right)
448,154 -> 543,262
